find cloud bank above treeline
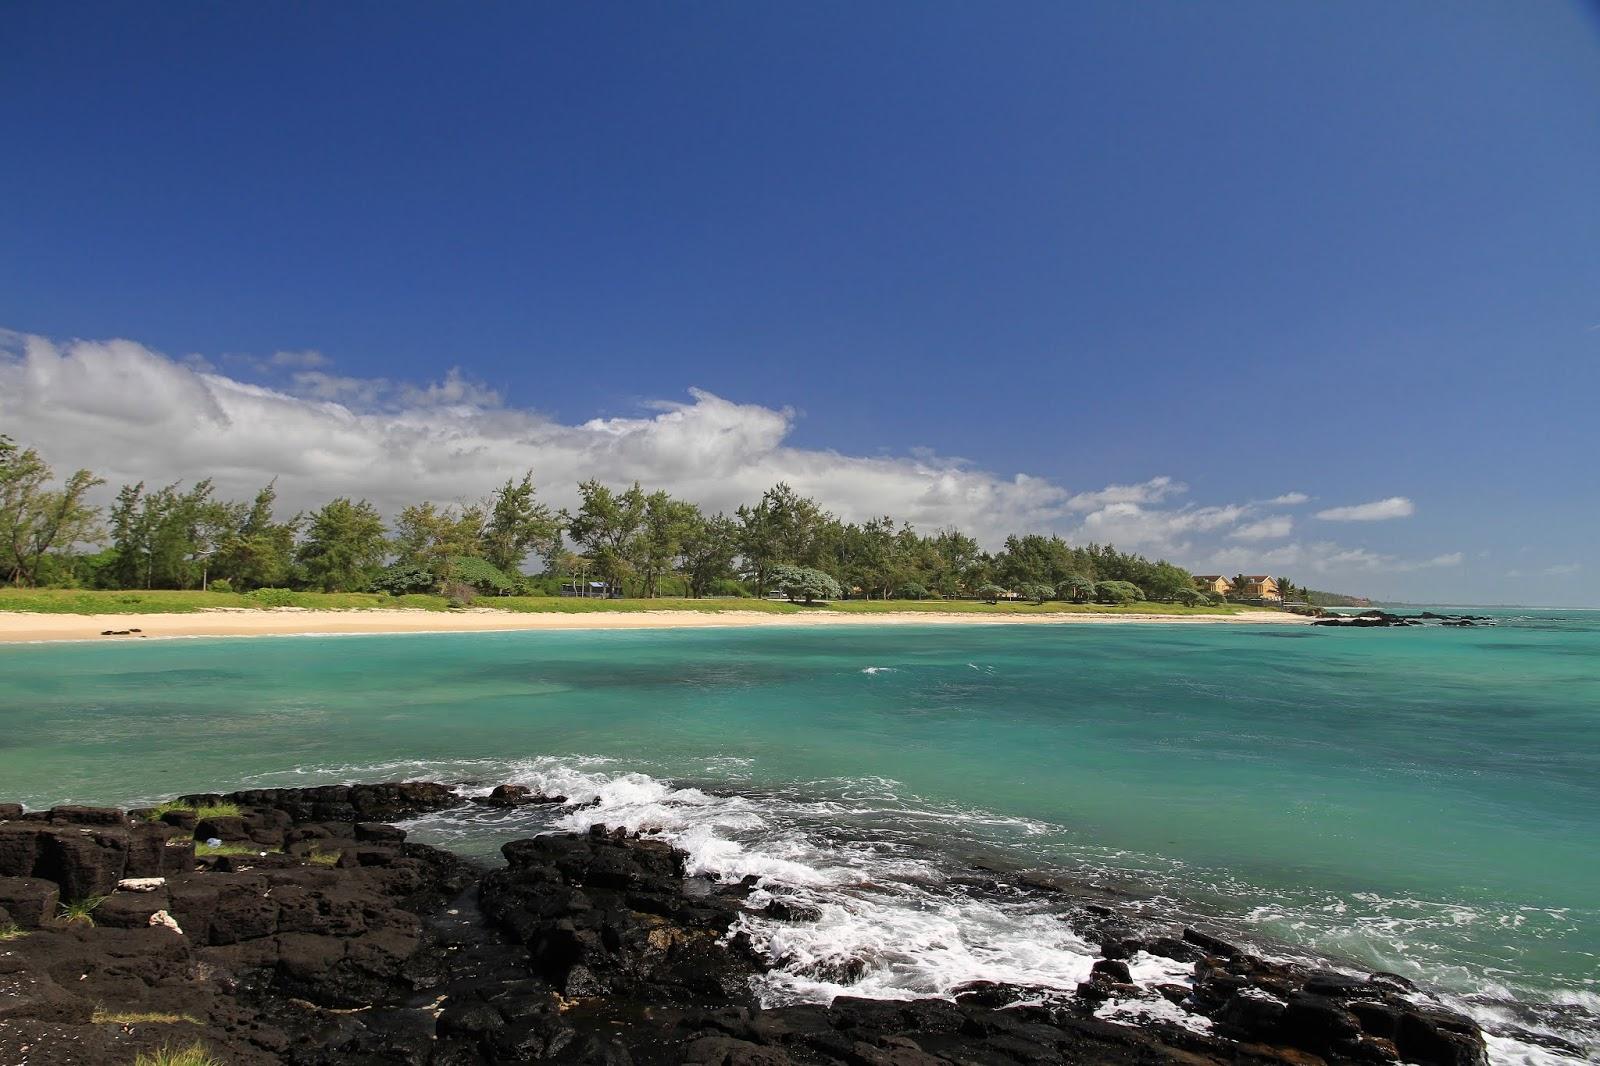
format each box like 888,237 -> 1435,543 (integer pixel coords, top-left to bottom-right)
0,329 -> 1440,583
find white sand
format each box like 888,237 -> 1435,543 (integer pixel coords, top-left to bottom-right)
0,607 -> 1305,644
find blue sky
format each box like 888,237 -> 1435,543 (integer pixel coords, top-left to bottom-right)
3,2 -> 1597,604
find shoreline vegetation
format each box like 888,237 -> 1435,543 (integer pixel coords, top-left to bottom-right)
0,589 -> 1299,644
2,436 -> 1337,617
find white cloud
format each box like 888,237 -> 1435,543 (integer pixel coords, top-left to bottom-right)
268,350 -> 329,370
1202,540 -> 1456,580
1266,492 -> 1310,506
1315,496 -> 1415,522
0,331 -> 1100,545
1413,552 -> 1464,569
1228,515 -> 1293,542
1064,476 -> 1186,512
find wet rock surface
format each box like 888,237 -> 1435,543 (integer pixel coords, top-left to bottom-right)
1312,611 -> 1493,628
0,783 -> 1491,1065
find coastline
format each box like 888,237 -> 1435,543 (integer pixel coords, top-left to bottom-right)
0,781 -> 1496,1066
0,605 -> 1304,644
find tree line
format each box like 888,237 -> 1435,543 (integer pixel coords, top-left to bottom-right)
1,435 -> 1272,605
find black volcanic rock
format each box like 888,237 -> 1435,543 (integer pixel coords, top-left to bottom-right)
0,782 -> 1494,1066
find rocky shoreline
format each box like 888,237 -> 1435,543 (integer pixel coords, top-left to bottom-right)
1,782 -> 1491,1065
1312,611 -> 1493,628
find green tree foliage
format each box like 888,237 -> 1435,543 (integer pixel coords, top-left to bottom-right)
296,498 -> 387,592
446,555 -> 516,595
369,561 -> 436,595
391,500 -> 485,578
213,482 -> 299,590
481,472 -> 559,575
994,534 -> 1078,590
976,583 -> 1005,604
1018,581 -> 1054,604
0,435 -> 1255,607
925,528 -> 986,597
680,512 -> 738,597
1056,574 -> 1094,603
1094,580 -> 1144,605
770,564 -> 843,604
1173,587 -> 1206,607
0,437 -> 104,586
735,483 -> 829,595
1142,562 -> 1194,602
636,491 -> 700,598
108,480 -> 238,590
565,480 -> 646,594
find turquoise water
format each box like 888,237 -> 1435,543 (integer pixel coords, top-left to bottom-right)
2,612 -> 1596,1060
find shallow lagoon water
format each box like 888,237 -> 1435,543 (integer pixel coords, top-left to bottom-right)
2,612 -> 1596,1061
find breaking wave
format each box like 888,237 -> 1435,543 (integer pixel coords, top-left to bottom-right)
264,754 -> 1593,1065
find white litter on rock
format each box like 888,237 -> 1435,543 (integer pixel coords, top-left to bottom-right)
148,910 -> 183,934
117,877 -> 165,892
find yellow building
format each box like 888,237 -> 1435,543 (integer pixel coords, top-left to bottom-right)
1237,575 -> 1281,601
1193,575 -> 1233,596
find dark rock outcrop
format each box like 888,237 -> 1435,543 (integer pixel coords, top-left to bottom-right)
473,783 -> 568,808
0,783 -> 1494,1066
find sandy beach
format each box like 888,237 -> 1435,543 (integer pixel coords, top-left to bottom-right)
0,606 -> 1304,644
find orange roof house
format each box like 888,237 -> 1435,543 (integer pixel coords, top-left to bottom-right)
1193,575 -> 1233,595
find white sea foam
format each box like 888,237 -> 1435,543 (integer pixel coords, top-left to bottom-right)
416,755 -> 1116,1008
358,754 -> 1599,1063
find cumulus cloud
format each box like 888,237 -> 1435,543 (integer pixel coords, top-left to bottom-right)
1068,502 -> 1244,557
1228,515 -> 1293,542
1265,492 -> 1310,506
0,331 -> 1093,545
1315,496 -> 1415,521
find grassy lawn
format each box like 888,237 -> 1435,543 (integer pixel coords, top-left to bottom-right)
0,587 -> 1254,617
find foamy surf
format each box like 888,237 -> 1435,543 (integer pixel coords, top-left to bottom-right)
290,754 -> 1591,1065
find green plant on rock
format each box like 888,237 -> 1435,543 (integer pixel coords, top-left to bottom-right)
59,896 -> 108,926
195,841 -> 278,858
92,1007 -> 200,1025
0,922 -> 25,942
140,800 -> 239,821
133,1042 -> 223,1066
